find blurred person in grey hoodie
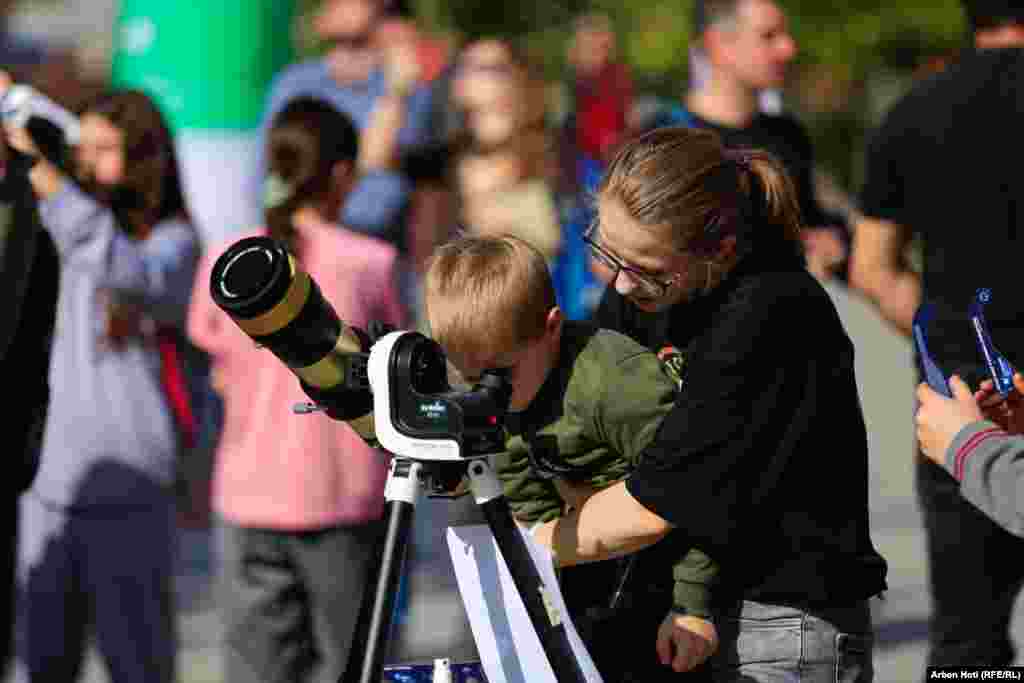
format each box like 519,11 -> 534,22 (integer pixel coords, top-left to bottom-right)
3,83 -> 199,683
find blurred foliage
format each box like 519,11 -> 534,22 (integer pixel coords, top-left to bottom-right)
294,0 -> 971,191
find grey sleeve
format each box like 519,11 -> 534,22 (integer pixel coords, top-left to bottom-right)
945,420 -> 1024,537
38,182 -> 199,325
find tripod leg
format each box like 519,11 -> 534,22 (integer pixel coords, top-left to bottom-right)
466,459 -> 590,683
345,459 -> 421,683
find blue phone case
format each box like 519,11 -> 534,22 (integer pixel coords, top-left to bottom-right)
912,303 -> 952,398
969,288 -> 1017,398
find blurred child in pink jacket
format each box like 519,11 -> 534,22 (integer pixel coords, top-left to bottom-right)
188,97 -> 405,683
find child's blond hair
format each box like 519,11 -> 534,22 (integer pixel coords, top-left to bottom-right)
424,234 -> 556,366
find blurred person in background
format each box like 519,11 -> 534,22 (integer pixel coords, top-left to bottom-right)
5,86 -> 199,683
850,0 -> 1024,672
394,38 -> 563,284
451,40 -> 561,256
0,74 -> 60,678
255,0 -> 436,323
189,97 -> 405,683
650,0 -> 850,283
0,0 -> 93,111
556,13 -> 635,321
564,13 -> 634,168
373,0 -> 458,292
375,0 -> 450,86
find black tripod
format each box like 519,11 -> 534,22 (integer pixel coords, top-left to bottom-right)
343,456 -> 590,683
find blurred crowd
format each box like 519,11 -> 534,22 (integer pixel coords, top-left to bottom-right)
4,0 -> 1024,681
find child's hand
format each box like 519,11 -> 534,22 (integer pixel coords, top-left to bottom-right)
974,372 -> 1024,435
916,376 -> 985,465
656,611 -> 718,672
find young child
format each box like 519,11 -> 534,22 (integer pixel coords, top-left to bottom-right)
423,233 -> 718,681
188,97 -> 405,683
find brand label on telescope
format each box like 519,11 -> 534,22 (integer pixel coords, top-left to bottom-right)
418,400 -> 448,420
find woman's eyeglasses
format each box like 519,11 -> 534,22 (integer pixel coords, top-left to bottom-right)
582,221 -> 680,298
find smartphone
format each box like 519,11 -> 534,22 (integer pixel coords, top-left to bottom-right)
912,302 -> 952,398
969,288 -> 1017,397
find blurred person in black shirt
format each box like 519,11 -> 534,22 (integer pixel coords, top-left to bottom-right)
652,0 -> 850,283
0,100 -> 60,676
851,0 -> 1024,671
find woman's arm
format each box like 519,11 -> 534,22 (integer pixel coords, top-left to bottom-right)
340,42 -> 421,233
532,480 -> 673,567
7,125 -> 198,322
35,180 -> 198,324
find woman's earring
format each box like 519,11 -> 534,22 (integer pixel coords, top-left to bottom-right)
704,261 -> 716,294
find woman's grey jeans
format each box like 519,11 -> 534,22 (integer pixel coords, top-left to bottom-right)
709,599 -> 875,682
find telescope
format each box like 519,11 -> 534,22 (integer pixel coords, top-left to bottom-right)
209,236 -> 589,683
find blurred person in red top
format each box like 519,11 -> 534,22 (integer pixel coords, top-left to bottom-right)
566,13 -> 634,164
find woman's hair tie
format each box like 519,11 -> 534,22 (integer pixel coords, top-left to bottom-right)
264,173 -> 295,209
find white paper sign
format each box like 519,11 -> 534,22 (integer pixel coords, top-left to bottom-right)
445,524 -> 604,683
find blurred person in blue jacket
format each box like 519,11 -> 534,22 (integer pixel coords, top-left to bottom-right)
254,0 -> 435,245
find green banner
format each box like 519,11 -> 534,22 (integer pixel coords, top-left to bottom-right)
111,1 -> 297,131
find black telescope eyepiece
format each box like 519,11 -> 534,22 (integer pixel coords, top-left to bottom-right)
476,368 -> 513,413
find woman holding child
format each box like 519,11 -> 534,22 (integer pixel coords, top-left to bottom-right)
531,126 -> 888,682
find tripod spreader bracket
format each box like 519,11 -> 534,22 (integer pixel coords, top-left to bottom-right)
383,459 -> 422,505
466,459 -> 503,504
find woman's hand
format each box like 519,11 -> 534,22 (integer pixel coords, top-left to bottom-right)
2,121 -> 39,158
974,373 -> 1024,435
915,376 -> 985,465
656,612 -> 718,672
